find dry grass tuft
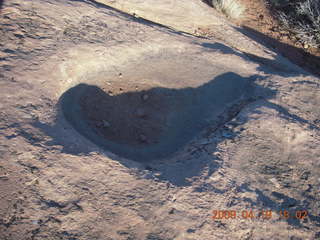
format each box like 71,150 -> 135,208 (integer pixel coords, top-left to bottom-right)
211,0 -> 246,20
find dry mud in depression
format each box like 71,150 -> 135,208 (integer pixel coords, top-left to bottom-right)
61,68 -> 254,161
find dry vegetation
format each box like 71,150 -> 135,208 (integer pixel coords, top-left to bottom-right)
211,0 -> 246,19
270,0 -> 320,48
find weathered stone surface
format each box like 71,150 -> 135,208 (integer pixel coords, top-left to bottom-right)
96,0 -> 305,72
0,0 -> 319,239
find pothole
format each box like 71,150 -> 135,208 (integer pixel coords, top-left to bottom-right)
60,72 -> 254,162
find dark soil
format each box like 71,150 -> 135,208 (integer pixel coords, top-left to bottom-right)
61,72 -> 254,161
80,81 -> 170,146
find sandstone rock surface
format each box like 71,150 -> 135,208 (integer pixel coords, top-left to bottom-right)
0,0 -> 319,239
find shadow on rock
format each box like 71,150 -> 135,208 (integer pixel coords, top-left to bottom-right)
33,72 -> 277,186
238,183 -> 320,227
58,72 -> 258,161
197,41 -> 303,77
30,64 -> 317,187
235,25 -> 320,77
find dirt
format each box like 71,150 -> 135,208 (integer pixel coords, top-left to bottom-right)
239,0 -> 320,76
80,81 -> 169,146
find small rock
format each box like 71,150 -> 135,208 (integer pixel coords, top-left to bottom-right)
142,94 -> 149,101
139,134 -> 147,142
169,208 -> 175,214
26,178 -> 39,186
102,120 -> 110,128
303,43 -> 309,49
270,178 -> 281,188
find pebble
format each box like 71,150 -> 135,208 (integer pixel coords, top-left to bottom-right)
102,120 -> 110,128
139,134 -> 147,142
270,178 -> 281,188
169,208 -> 175,214
26,178 -> 39,186
142,94 -> 149,101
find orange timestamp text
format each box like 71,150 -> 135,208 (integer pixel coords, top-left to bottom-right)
211,209 -> 308,220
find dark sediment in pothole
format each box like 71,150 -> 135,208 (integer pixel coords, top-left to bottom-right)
60,72 -> 255,161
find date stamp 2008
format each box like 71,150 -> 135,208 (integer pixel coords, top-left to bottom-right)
211,210 -> 308,220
